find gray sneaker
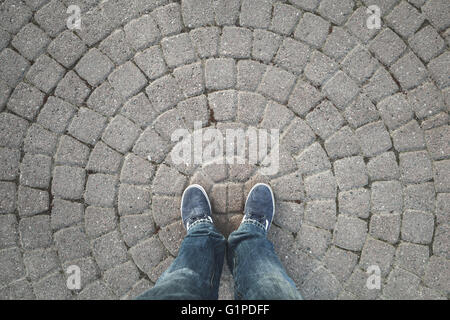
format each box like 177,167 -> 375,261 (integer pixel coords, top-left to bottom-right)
242,183 -> 275,231
180,184 -> 213,231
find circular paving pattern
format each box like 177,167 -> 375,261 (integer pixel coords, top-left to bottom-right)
0,0 -> 449,300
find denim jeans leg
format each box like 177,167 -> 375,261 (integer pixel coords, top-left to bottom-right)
136,222 -> 226,300
227,222 -> 303,300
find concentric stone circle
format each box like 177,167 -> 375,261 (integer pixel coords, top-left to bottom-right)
0,0 -> 449,300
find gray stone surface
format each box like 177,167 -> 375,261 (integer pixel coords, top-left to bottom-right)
0,0 -> 448,300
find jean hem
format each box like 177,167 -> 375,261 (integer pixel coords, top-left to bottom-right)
240,218 -> 267,233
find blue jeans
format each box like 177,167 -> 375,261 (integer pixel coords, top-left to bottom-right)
137,221 -> 302,300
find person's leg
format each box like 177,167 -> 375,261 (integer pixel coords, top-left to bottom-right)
227,184 -> 303,300
137,185 -> 226,300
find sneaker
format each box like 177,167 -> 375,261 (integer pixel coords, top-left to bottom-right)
180,184 -> 213,231
242,183 -> 275,231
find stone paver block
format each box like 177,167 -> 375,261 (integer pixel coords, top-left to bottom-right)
108,62 -> 147,100
189,27 -> 219,58
54,226 -> 90,262
239,0 -> 272,29
369,29 -> 406,66
23,124 -> 57,156
274,38 -> 310,75
23,248 -> 58,281
173,62 -> 204,98
409,25 -> 445,62
12,23 -> 50,61
294,13 -> 329,48
103,261 -> 140,296
301,266 -> 342,300
318,0 -> 353,25
68,107 -> 107,145
205,58 -> 236,91
425,125 -> 450,161
0,48 -> 30,87
75,48 -> 114,87
324,246 -> 358,283
219,27 -> 252,59
84,174 -> 117,208
17,186 -> 48,217
91,231 -> 128,271
37,97 -> 76,134
54,71 -> 91,106
98,30 -> 133,65
252,29 -> 282,63
345,7 -> 380,43
296,142 -> 331,176
342,45 -> 378,84
132,128 -> 171,164
0,0 -> 32,34
134,46 -> 168,82
377,93 -> 414,131
86,142 -> 122,174
153,3 -> 183,37
124,14 -> 160,50
120,214 -> 156,247
401,210 -> 434,244
395,242 -> 429,276
383,267 -> 422,299
0,247 -> 26,285
434,160 -> 450,192
51,198 -> 84,230
363,67 -> 399,103
428,52 -> 450,89
304,51 -> 338,86
0,214 -> 18,249
161,33 -> 196,68
0,147 -> 20,181
129,236 -> 166,275
208,90 -> 237,122
33,271 -> 72,300
355,121 -> 392,157
55,135 -> 90,167
403,182 -> 436,213
34,0 -> 67,37
270,3 -> 301,36
274,201 -> 303,233
371,180 -> 403,213
102,115 -> 141,154
367,152 -> 399,181
385,1 -> 424,38
304,200 -> 336,230
297,224 -> 331,258
369,213 -> 401,244
181,0 -> 214,28
407,80 -> 446,118
423,255 -> 450,293
399,151 -> 433,184
120,154 -> 155,185
48,30 -> 87,68
20,153 -> 52,189
152,164 -> 187,196
121,93 -> 158,129
338,188 -> 370,219
85,207 -> 117,239
26,55 -> 64,94
306,100 -> 344,139
390,52 -> 427,90
334,156 -> 368,191
333,215 -> 367,251
288,79 -> 322,116
391,120 -> 425,152
421,0 -> 450,31
281,118 -> 315,155
323,71 -> 360,109
19,215 -> 52,250
236,92 -> 266,125
305,170 -> 336,200
432,224 -> 449,259
236,60 -> 266,92
118,184 -> 151,216
324,126 -> 361,160
52,166 -> 86,200
322,27 -> 357,61
359,236 -> 395,277
145,75 -> 183,112
7,82 -> 44,121
158,220 -> 185,256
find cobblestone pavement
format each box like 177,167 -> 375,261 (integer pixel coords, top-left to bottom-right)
0,0 -> 449,300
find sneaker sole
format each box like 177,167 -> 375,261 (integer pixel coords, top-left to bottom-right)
244,183 -> 275,230
180,184 -> 212,220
